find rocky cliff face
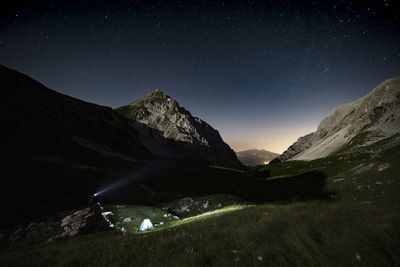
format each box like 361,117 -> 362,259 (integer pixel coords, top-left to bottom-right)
279,75 -> 400,161
116,90 -> 243,168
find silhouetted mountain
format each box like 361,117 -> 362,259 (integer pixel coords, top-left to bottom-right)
0,65 -> 243,227
277,75 -> 400,161
236,149 -> 280,166
0,65 -> 154,226
1,65 -> 152,161
116,89 -> 243,168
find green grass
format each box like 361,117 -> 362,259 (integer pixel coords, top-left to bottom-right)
102,194 -> 250,233
103,203 -> 248,234
266,134 -> 400,206
165,194 -> 250,217
1,201 -> 399,266
135,204 -> 248,234
1,134 -> 399,266
103,205 -> 178,233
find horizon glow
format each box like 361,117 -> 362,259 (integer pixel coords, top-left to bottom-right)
1,1 -> 399,153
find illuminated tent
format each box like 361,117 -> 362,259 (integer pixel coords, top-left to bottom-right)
139,219 -> 154,231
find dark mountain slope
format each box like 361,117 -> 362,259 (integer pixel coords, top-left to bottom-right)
0,65 -> 153,226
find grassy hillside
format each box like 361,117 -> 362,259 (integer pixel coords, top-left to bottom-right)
1,201 -> 399,266
260,132 -> 400,205
1,133 -> 399,266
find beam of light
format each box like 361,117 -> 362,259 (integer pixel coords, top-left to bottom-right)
94,170 -> 146,196
94,160 -> 174,197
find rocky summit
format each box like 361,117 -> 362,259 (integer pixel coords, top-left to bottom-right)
278,75 -> 400,161
116,90 -> 243,168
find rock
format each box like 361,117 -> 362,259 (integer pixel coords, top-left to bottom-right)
61,215 -> 73,226
71,222 -> 82,230
49,208 -> 111,242
84,212 -> 96,220
73,208 -> 90,216
48,231 -> 68,243
9,228 -> 26,243
26,222 -> 39,230
69,229 -> 80,237
14,220 -> 59,243
279,133 -> 315,161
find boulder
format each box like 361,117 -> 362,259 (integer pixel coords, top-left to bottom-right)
9,228 -> 25,243
49,208 -> 111,242
61,215 -> 73,227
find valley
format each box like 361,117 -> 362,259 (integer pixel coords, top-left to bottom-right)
0,66 -> 399,266
1,128 -> 399,266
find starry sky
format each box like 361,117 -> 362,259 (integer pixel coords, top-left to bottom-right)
1,0 -> 400,153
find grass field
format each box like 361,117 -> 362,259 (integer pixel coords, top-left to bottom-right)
1,201 -> 399,266
102,197 -> 248,234
1,134 -> 399,266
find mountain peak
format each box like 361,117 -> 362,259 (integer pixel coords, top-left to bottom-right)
115,90 -> 243,168
143,89 -> 170,100
135,89 -> 178,108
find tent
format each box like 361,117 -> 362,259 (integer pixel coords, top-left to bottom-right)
139,219 -> 154,231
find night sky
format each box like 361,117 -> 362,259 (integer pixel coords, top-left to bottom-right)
1,0 -> 399,153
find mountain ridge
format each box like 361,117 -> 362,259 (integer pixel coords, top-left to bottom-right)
277,75 -> 400,162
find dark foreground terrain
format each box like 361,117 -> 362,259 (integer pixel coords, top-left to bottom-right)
1,133 -> 399,266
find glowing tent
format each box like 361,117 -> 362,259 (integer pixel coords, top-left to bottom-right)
139,219 -> 154,231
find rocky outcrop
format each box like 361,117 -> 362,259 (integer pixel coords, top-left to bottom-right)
8,222 -> 58,243
49,208 -> 110,242
278,75 -> 400,161
116,90 -> 243,168
278,133 -> 315,161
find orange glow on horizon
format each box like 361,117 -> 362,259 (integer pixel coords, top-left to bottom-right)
220,123 -> 318,154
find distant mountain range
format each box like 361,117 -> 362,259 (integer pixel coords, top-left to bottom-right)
236,149 -> 280,166
275,75 -> 400,162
